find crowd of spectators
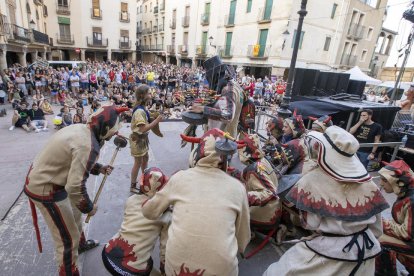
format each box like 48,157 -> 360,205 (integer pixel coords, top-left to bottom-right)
0,60 -> 287,132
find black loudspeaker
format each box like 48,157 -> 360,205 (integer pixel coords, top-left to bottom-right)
347,80 -> 366,97
315,72 -> 329,96
336,73 -> 350,94
325,73 -> 339,96
292,68 -> 319,96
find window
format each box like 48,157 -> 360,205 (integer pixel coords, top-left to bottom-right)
361,50 -> 367,61
93,27 -> 102,41
331,3 -> 338,19
59,23 -> 71,39
145,5 -> 147,13
292,30 -> 305,49
324,36 -> 331,51
367,27 -> 373,40
121,2 -> 128,20
120,29 -> 129,42
247,0 -> 252,13
225,32 -> 233,56
58,0 -> 68,6
92,0 -> 101,17
26,2 -> 31,13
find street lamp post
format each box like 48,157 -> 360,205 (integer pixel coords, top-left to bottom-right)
277,0 -> 308,118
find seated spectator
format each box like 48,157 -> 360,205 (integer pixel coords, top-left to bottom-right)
400,85 -> 414,111
33,90 -> 45,107
57,90 -> 66,106
29,103 -> 48,132
10,102 -> 32,132
90,100 -> 101,114
40,99 -> 54,115
378,90 -> 390,103
349,109 -> 382,168
73,107 -> 87,124
54,106 -> 72,129
366,90 -> 377,102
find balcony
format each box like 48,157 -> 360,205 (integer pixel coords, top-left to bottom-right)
153,25 -> 158,33
136,27 -> 142,34
32,29 -> 49,44
170,19 -> 176,29
182,16 -> 190,28
141,45 -> 150,51
8,24 -> 31,43
160,2 -> 165,12
195,45 -> 207,57
86,36 -> 108,47
56,34 -> 74,45
201,13 -> 210,25
347,23 -> 365,40
91,8 -> 102,19
119,40 -> 131,49
340,54 -> 357,67
218,45 -> 234,59
56,3 -> 70,15
120,12 -> 130,23
247,44 -> 271,59
0,21 -> 11,36
158,24 -> 164,32
154,6 -> 158,14
167,45 -> 176,54
155,44 -> 163,51
224,14 -> 235,27
257,7 -> 271,23
179,45 -> 188,55
142,28 -> 149,35
34,0 -> 43,6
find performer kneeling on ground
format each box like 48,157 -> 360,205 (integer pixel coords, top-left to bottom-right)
238,133 -> 282,232
142,128 -> 251,276
102,167 -> 171,276
263,126 -> 389,276
375,160 -> 414,275
24,104 -> 129,276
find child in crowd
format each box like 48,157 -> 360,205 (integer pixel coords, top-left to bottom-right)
130,84 -> 163,193
73,107 -> 87,124
57,90 -> 66,106
40,99 -> 54,115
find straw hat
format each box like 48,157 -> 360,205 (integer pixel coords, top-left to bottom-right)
307,126 -> 371,182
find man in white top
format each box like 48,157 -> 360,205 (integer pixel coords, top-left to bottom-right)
70,71 -> 80,96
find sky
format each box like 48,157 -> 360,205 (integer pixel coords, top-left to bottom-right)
384,0 -> 414,67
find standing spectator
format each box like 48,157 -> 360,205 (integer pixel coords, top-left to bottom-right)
146,68 -> 155,87
29,103 -> 48,132
254,78 -> 264,97
15,72 -> 27,96
79,69 -> 89,91
349,109 -> 382,168
70,70 -> 80,96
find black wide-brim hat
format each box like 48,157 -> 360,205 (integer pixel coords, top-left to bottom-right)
203,56 -> 224,71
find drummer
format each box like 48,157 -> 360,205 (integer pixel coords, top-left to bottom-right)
189,56 -> 244,138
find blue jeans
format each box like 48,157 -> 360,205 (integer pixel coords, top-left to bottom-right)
356,151 -> 370,168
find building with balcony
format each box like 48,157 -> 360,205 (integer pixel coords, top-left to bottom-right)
0,0 -> 51,70
336,0 -> 389,73
137,0 -> 166,63
369,27 -> 397,79
44,0 -> 136,61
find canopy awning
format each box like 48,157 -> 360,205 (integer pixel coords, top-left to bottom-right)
344,66 -> 381,85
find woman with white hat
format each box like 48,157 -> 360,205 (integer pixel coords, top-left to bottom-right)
375,160 -> 414,275
263,126 -> 389,276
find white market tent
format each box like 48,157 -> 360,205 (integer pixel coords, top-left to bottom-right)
344,66 -> 382,85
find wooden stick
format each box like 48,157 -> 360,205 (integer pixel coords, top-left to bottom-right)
85,146 -> 120,223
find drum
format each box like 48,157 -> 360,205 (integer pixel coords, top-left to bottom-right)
181,111 -> 208,125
